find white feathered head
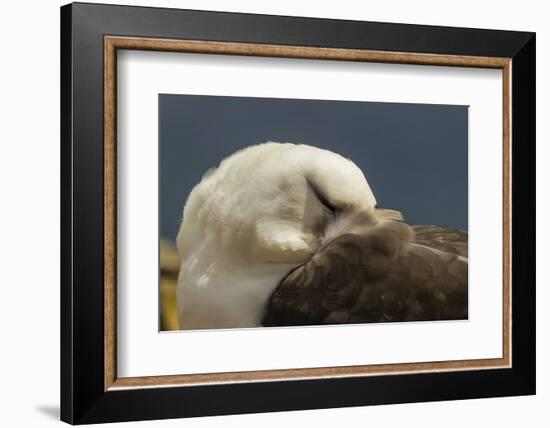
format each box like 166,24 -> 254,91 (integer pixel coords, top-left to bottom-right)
176,142 -> 377,329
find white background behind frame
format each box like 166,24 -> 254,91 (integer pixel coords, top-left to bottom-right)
1,0 -> 547,427
117,49 -> 503,378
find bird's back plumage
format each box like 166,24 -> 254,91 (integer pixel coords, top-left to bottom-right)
262,210 -> 468,327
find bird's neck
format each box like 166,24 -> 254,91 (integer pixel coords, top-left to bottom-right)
177,249 -> 299,330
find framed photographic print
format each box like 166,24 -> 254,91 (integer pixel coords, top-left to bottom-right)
60,2 -> 536,424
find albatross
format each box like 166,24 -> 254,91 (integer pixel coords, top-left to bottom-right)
176,142 -> 467,330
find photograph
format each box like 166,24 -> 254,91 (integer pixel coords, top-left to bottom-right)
56,2 -> 536,424
159,94 -> 469,331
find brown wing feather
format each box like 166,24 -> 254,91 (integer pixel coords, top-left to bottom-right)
412,225 -> 468,258
262,214 -> 468,327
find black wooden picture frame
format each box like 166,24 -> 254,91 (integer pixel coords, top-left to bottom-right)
61,2 -> 535,424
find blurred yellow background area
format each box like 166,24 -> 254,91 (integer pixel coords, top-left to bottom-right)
160,240 -> 181,331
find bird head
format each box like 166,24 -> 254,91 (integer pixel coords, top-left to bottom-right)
176,142 -> 377,329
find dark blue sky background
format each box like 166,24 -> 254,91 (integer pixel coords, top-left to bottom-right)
159,94 -> 468,242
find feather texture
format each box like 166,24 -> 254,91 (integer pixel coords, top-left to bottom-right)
262,210 -> 468,327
